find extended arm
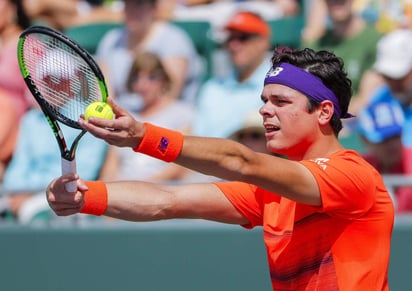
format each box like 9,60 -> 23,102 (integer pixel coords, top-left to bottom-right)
47,175 -> 248,224
78,99 -> 321,205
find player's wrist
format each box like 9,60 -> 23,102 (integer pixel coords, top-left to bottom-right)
133,122 -> 183,162
80,181 -> 108,216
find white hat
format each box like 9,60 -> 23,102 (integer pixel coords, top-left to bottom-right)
374,29 -> 412,79
38,49 -> 78,80
228,111 -> 264,141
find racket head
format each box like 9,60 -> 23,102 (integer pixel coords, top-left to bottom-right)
17,25 -> 109,129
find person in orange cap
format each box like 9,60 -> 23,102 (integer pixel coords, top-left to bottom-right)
192,11 -> 273,139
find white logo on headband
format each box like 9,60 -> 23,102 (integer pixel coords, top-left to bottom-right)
266,67 -> 284,78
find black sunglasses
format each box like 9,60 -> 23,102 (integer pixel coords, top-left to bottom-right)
226,33 -> 259,43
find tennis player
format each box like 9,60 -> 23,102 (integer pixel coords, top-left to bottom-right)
47,48 -> 394,290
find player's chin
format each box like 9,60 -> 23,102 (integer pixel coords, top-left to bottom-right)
266,141 -> 284,152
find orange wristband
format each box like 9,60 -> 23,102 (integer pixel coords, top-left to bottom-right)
80,181 -> 108,216
133,122 -> 183,162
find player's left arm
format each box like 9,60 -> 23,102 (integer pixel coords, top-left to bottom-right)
47,175 -> 248,224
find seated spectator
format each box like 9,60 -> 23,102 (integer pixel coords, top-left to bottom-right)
165,0 -> 300,28
1,101 -> 109,224
302,0 -> 385,153
357,98 -> 412,212
23,0 -> 78,30
192,11 -> 271,138
358,99 -> 405,174
99,51 -> 194,183
372,28 -> 412,159
301,0 -> 328,44
1,0 -> 32,120
95,0 -> 202,108
0,89 -> 19,181
303,0 -> 412,44
69,0 -> 123,26
302,0 -> 383,112
365,28 -> 412,212
228,111 -> 268,153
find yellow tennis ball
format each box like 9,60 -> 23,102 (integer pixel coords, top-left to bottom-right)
84,101 -> 114,121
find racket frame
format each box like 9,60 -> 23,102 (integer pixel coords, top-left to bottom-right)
17,25 -> 109,191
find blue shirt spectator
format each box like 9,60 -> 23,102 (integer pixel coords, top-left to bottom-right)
193,60 -> 269,138
3,107 -> 108,191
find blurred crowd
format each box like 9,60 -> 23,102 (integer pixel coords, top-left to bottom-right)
1,0 -> 412,224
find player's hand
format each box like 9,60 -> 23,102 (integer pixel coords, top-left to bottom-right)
79,97 -> 146,149
46,174 -> 87,216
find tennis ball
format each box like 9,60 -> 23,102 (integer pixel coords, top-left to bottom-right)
84,101 -> 114,121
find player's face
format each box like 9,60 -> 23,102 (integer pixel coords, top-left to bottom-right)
259,84 -> 320,159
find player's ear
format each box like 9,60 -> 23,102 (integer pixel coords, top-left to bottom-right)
318,100 -> 334,125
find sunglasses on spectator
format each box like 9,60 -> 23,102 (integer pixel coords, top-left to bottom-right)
132,72 -> 165,83
226,33 -> 259,43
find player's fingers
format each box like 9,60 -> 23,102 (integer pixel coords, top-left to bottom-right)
50,202 -> 83,216
107,97 -> 128,117
46,175 -> 81,203
80,115 -> 143,148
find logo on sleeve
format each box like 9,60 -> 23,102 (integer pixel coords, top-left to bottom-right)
310,158 -> 330,170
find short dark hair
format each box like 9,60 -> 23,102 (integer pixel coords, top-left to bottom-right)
270,47 -> 353,135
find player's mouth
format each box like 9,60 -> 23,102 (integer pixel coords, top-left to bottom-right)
264,123 -> 280,134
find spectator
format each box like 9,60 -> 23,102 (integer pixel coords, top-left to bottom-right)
23,0 -> 78,30
370,28 -> 412,212
301,0 -> 328,44
303,0 -> 382,110
357,98 -> 412,212
1,100 -> 109,224
69,0 -> 123,26
302,0 -> 385,153
99,51 -> 194,183
358,100 -> 404,173
0,89 -> 19,181
0,0 -> 32,119
165,0 -> 300,29
228,111 -> 268,153
192,11 -> 271,138
303,0 -> 412,46
95,0 -> 202,108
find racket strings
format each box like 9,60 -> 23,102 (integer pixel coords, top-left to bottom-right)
23,34 -> 102,122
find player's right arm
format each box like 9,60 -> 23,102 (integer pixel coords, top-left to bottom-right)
79,98 -> 321,206
46,174 -> 248,225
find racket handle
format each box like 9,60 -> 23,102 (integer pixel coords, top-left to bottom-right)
61,158 -> 77,192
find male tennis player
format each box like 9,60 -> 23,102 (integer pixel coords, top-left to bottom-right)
47,48 -> 394,290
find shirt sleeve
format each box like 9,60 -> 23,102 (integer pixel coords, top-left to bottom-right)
300,154 -> 377,219
214,181 -> 277,228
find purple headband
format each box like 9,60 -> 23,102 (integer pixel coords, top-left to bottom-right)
264,63 -> 354,119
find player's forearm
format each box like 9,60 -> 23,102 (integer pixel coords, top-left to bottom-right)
104,181 -> 176,222
176,136 -> 257,181
104,182 -> 173,221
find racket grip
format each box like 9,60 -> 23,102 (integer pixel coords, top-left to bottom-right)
61,158 -> 77,192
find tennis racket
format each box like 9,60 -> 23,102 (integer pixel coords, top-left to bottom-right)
17,25 -> 109,192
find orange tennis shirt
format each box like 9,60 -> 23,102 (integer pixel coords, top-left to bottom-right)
215,150 -> 394,290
